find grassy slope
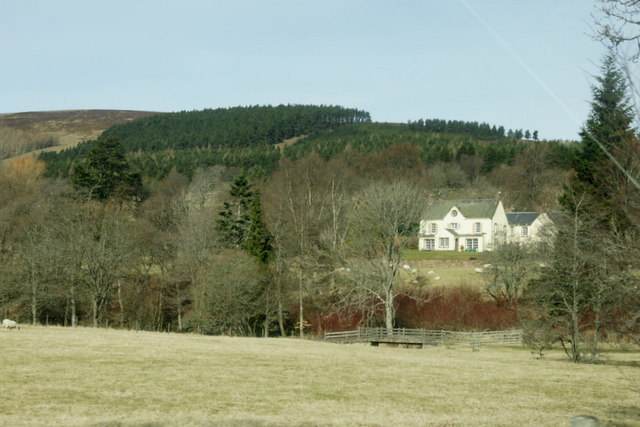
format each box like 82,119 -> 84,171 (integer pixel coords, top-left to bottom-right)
0,110 -> 160,155
1,326 -> 638,426
401,250 -> 489,288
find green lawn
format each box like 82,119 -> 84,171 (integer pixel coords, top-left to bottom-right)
402,249 -> 488,261
1,326 -> 638,426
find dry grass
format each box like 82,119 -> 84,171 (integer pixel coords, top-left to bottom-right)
0,110 -> 160,157
1,326 -> 638,426
399,264 -> 486,289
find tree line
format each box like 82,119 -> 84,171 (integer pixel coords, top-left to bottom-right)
407,118 -> 538,141
40,105 -> 371,178
0,98 -> 577,335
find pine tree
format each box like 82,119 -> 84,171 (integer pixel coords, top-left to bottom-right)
218,172 -> 274,264
561,53 -> 638,229
242,193 -> 273,264
217,172 -> 253,247
71,135 -> 144,202
533,53 -> 640,362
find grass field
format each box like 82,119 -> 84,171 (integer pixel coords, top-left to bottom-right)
1,327 -> 638,426
402,249 -> 488,262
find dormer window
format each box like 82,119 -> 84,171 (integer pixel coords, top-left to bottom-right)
451,209 -> 458,217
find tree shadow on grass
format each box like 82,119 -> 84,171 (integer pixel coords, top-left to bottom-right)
596,359 -> 640,368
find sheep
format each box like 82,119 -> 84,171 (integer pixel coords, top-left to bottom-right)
475,268 -> 483,273
569,415 -> 601,427
434,276 -> 441,281
402,264 -> 411,270
411,268 -> 417,275
2,318 -> 20,330
427,270 -> 435,274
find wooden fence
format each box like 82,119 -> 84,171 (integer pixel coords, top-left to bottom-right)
324,327 -> 523,347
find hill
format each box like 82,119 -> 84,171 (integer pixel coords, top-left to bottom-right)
37,105 -> 569,180
1,326 -> 636,426
40,105 -> 372,178
0,109 -> 161,155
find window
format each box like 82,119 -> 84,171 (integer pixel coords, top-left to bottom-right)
474,222 -> 482,233
451,209 -> 458,217
450,223 -> 458,230
423,239 -> 436,250
439,238 -> 449,248
466,238 -> 478,250
521,226 -> 529,237
539,226 -> 547,236
430,223 -> 437,233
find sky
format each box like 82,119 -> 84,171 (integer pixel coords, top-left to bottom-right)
0,0 -> 614,140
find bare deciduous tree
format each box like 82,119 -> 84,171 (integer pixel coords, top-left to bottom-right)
342,180 -> 426,333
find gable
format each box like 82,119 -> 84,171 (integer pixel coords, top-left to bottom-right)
424,199 -> 499,220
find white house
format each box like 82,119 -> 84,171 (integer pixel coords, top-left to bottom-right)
418,199 -> 509,252
506,212 -> 554,245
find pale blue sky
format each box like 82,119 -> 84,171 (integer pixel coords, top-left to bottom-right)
1,1 -> 610,140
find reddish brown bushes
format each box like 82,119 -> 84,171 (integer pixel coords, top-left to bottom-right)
316,285 -> 519,333
395,285 -> 518,331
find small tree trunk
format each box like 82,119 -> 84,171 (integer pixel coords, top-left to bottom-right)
70,294 -> 77,327
591,307 -> 601,362
31,281 -> 37,326
117,279 -> 125,328
277,297 -> 285,336
298,270 -> 304,339
385,286 -> 395,335
175,282 -> 183,332
571,294 -> 581,363
92,296 -> 98,328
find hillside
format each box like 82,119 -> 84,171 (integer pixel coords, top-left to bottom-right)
37,105 -> 571,182
40,105 -> 372,178
0,109 -> 161,154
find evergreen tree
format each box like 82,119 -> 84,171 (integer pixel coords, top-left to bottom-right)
217,172 -> 253,247
524,130 -> 531,140
71,135 -> 144,202
560,53 -> 638,229
531,53 -> 640,362
218,172 -> 274,264
456,141 -> 476,160
242,193 -> 273,264
532,130 -> 539,141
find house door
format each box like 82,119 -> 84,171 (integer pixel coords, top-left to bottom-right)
455,238 -> 459,251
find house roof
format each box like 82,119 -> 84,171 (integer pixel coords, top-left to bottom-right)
506,212 -> 540,226
424,199 -> 500,220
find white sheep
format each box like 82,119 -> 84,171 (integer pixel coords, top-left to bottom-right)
402,264 -> 411,270
411,268 -> 417,275
475,268 -> 483,273
434,276 -> 441,281
2,318 -> 20,330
